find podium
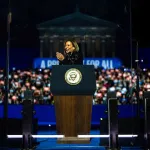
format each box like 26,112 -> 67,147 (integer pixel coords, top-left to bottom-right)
51,65 -> 96,144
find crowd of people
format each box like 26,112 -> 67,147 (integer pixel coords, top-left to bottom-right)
93,68 -> 150,105
0,67 -> 150,105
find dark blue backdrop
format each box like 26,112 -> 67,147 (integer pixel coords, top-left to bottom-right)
0,104 -> 138,125
0,48 -> 40,69
34,58 -> 122,69
0,48 -> 150,69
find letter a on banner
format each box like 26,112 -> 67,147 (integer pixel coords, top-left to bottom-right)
40,60 -> 46,68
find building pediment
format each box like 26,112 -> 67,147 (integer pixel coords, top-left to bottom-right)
37,11 -> 117,28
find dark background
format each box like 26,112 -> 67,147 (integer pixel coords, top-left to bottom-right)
0,0 -> 149,68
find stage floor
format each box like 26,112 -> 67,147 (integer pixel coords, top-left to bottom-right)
2,130 -> 143,150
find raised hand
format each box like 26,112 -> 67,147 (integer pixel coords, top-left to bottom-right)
56,52 -> 65,61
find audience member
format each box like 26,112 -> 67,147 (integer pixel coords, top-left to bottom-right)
0,68 -> 149,105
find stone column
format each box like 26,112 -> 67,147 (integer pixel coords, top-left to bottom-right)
101,39 -> 106,58
53,38 -> 57,57
43,37 -> 50,57
59,38 -> 64,54
49,39 -> 54,58
92,38 -> 96,57
112,39 -> 116,57
40,39 -> 44,58
95,37 -> 101,57
54,38 -> 59,55
86,36 -> 92,57
81,39 -> 85,57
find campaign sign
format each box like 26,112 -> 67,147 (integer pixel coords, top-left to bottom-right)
33,58 -> 122,69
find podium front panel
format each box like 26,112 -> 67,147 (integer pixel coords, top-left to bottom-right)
51,65 -> 96,95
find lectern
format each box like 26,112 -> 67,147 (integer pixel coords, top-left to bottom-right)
51,65 -> 96,144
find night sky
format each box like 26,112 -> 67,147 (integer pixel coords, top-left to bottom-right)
0,0 -> 149,48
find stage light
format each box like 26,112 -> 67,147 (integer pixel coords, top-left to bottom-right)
7,135 -> 64,138
7,135 -> 22,138
32,135 -> 64,138
78,135 -> 109,138
78,135 -> 138,138
7,134 -> 138,139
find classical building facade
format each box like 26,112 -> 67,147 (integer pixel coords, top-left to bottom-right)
37,10 -> 117,58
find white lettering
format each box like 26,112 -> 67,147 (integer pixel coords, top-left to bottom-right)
47,60 -> 52,67
106,60 -> 109,68
87,60 -> 91,65
110,60 -> 113,69
40,60 -> 46,68
94,60 -> 100,67
38,59 -> 116,69
47,60 -> 59,68
86,60 -> 100,67
102,60 -> 114,69
52,60 -> 58,65
91,60 -> 95,65
102,60 -> 107,69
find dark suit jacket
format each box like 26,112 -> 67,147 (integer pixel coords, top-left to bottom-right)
59,50 -> 83,65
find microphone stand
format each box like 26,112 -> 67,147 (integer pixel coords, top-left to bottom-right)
3,1 -> 11,148
117,0 -> 133,69
117,0 -> 143,146
135,42 -> 145,147
129,0 -> 133,70
117,1 -> 141,142
135,41 -> 141,133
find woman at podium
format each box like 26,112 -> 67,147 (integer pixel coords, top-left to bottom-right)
56,39 -> 83,65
